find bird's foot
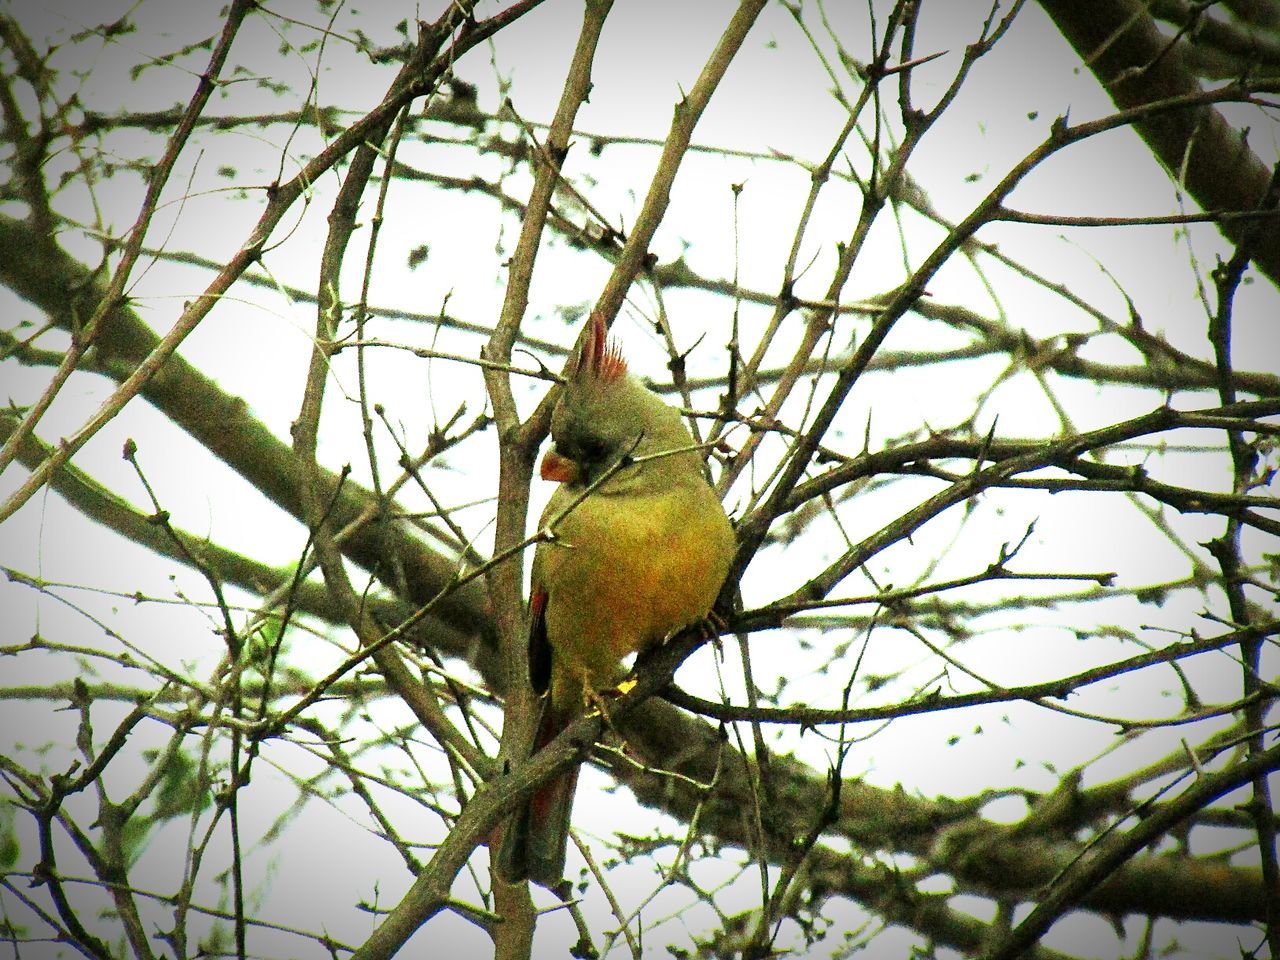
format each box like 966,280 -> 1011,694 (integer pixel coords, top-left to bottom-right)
701,609 -> 728,637
584,677 -> 634,716
582,683 -> 631,744
694,609 -> 728,659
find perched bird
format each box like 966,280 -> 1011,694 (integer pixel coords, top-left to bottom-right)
497,312 -> 736,887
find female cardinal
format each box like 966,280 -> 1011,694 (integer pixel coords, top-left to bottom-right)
497,312 -> 735,887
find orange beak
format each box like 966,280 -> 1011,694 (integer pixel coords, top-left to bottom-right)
539,449 -> 578,484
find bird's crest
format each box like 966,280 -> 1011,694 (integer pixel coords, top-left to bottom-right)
578,311 -> 628,384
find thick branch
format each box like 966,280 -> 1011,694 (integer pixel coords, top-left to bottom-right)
1038,0 -> 1280,286
0,214 -> 498,675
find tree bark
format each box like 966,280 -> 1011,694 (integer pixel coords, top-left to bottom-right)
1039,0 -> 1280,286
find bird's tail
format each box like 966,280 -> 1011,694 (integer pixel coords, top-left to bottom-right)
496,697 -> 579,888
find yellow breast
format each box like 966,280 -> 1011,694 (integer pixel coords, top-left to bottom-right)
535,479 -> 734,689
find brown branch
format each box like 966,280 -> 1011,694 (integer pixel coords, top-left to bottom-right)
984,737 -> 1280,959
994,206 -> 1280,228
776,398 -> 1280,606
665,619 -> 1278,725
593,0 -> 769,326
0,215 -> 500,676
478,7 -> 616,949
1037,0 -> 1280,286
0,0 -> 549,525
0,0 -> 256,498
288,11 -> 501,835
1151,0 -> 1280,74
1206,156 -> 1280,957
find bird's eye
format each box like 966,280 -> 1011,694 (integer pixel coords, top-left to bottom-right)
577,437 -> 609,462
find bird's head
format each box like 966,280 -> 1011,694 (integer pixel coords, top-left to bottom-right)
542,313 -> 699,491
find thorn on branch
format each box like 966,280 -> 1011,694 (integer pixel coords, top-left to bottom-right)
879,49 -> 948,77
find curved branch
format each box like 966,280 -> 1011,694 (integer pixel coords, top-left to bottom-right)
1038,0 -> 1280,286
0,214 -> 499,677
985,737 -> 1280,958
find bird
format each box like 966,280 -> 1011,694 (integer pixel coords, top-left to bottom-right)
497,311 -> 736,888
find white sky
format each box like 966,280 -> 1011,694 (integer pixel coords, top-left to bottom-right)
1,1 -> 1277,957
